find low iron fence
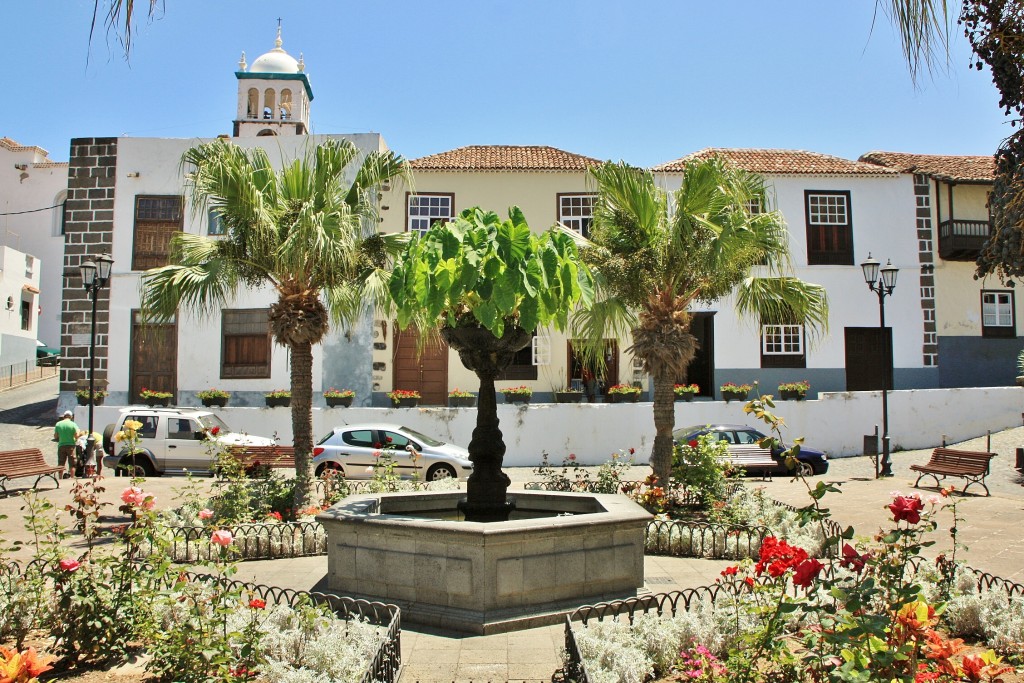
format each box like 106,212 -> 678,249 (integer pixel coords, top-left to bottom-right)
0,360 -> 58,390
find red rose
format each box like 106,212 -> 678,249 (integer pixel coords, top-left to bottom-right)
249,598 -> 266,609
889,495 -> 925,524
755,536 -> 809,577
841,543 -> 867,573
720,566 -> 739,577
209,426 -> 220,436
744,577 -> 755,587
792,558 -> 824,587
688,439 -> 698,449
58,558 -> 80,573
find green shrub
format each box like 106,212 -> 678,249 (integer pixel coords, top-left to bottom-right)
671,432 -> 731,507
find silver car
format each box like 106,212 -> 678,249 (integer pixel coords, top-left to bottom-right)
312,423 -> 473,481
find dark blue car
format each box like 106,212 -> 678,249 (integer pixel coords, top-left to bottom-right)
672,423 -> 829,476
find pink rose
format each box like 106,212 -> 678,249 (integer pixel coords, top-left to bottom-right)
210,529 -> 233,547
58,558 -> 80,573
120,486 -> 147,507
198,508 -> 214,520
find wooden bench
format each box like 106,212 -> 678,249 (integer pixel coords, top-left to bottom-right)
216,445 -> 296,478
0,448 -> 63,495
910,447 -> 997,496
721,445 -> 777,480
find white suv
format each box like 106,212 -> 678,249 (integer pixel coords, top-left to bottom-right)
102,406 -> 275,476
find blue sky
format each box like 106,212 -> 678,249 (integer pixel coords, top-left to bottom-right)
4,1 -> 1011,165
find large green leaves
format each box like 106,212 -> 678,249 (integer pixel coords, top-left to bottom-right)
389,207 -> 594,338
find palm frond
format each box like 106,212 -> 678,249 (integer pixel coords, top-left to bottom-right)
875,0 -> 951,82
735,276 -> 830,343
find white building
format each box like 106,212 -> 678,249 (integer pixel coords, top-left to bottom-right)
0,245 -> 42,368
58,30 -> 386,411
0,137 -> 68,348
652,149 -> 930,396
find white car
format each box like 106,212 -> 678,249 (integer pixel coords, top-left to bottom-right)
312,423 -> 473,481
102,406 -> 275,476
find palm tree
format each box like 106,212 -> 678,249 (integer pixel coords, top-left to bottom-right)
575,158 -> 830,487
140,137 -> 410,508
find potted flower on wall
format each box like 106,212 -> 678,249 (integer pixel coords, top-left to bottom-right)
264,389 -> 291,408
719,382 -> 752,403
607,383 -> 642,403
448,388 -> 476,408
140,387 -> 174,407
778,380 -> 810,401
387,389 -> 421,408
76,389 -> 107,406
553,385 -> 584,404
673,383 -> 699,402
196,387 -> 230,408
323,388 -> 355,408
500,385 -> 533,404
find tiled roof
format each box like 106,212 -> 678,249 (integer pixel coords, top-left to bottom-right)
858,151 -> 995,182
652,148 -> 897,176
410,145 -> 601,171
0,137 -> 45,154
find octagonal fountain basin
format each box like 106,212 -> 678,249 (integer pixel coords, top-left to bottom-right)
317,490 -> 652,634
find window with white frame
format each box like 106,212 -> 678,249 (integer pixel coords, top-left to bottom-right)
532,334 -> 550,366
982,290 -> 1015,338
804,190 -> 853,265
498,332 -> 540,381
761,324 -> 806,368
407,193 -> 454,235
558,193 -> 596,238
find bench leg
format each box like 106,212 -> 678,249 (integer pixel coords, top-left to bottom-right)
912,471 -> 942,491
959,476 -> 990,497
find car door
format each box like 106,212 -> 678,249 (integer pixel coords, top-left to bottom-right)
379,429 -> 421,479
165,417 -> 210,471
334,428 -> 378,478
123,414 -> 163,471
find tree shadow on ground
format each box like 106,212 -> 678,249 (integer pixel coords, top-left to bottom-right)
0,397 -> 58,427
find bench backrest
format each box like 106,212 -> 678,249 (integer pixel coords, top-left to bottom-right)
0,449 -> 50,472
723,445 -> 775,464
226,445 -> 295,464
929,447 -> 995,471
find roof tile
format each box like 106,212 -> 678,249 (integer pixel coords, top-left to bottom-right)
653,148 -> 897,176
858,151 -> 995,182
410,145 -> 600,171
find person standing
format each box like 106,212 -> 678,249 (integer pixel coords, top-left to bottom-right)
53,410 -> 80,479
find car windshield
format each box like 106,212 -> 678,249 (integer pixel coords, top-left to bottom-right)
196,414 -> 230,432
399,426 -> 444,447
673,425 -> 709,439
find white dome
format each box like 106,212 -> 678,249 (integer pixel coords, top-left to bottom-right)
250,47 -> 299,74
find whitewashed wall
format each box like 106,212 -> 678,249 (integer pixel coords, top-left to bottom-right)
78,386 -> 1024,467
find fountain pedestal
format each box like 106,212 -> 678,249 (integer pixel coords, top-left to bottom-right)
318,490 -> 651,634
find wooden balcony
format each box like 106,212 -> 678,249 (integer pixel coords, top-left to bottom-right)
938,219 -> 992,261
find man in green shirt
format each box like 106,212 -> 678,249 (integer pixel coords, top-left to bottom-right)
53,410 -> 80,479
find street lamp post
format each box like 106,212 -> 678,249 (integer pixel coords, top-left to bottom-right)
860,253 -> 898,478
79,254 -> 114,470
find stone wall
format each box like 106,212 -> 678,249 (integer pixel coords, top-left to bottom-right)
60,138 -> 116,399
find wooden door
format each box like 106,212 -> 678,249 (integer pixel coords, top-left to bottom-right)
392,327 -> 448,405
567,340 -> 619,400
683,312 -> 714,397
844,327 -> 892,391
130,310 -> 177,403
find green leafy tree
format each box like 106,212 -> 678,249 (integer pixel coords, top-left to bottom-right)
140,138 -> 410,508
575,158 -> 829,488
389,207 -> 593,520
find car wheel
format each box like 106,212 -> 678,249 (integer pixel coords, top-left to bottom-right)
102,424 -> 116,456
119,454 -> 154,478
426,463 -> 457,481
794,460 -> 814,477
315,462 -> 345,478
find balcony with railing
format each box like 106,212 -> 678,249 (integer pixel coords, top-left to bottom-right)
938,219 -> 992,261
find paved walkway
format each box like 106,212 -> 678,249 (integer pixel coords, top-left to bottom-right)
2,378 -> 1023,681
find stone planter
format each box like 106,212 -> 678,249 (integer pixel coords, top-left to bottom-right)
675,392 -> 695,402
448,396 -> 476,408
325,396 -> 354,408
1016,375 -> 1024,388
609,393 -> 640,403
395,397 -> 420,408
721,390 -> 749,403
779,389 -> 806,401
201,397 -> 229,408
265,396 -> 291,408
554,391 -> 583,404
144,396 -> 172,407
503,394 -> 531,404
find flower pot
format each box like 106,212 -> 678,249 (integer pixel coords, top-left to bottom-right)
1016,375 -> 1024,388
504,394 -> 531,404
265,396 -> 291,408
395,397 -> 420,408
78,396 -> 103,406
448,396 -> 476,408
201,397 -> 229,408
325,396 -> 353,408
721,390 -> 749,403
554,391 -> 583,404
609,393 -> 640,403
675,393 -> 695,402
144,396 -> 172,407
779,389 -> 806,401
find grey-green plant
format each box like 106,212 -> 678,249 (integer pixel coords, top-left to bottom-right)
140,138 -> 410,509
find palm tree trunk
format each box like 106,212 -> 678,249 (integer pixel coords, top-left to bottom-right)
650,372 -> 677,487
290,341 -> 314,510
